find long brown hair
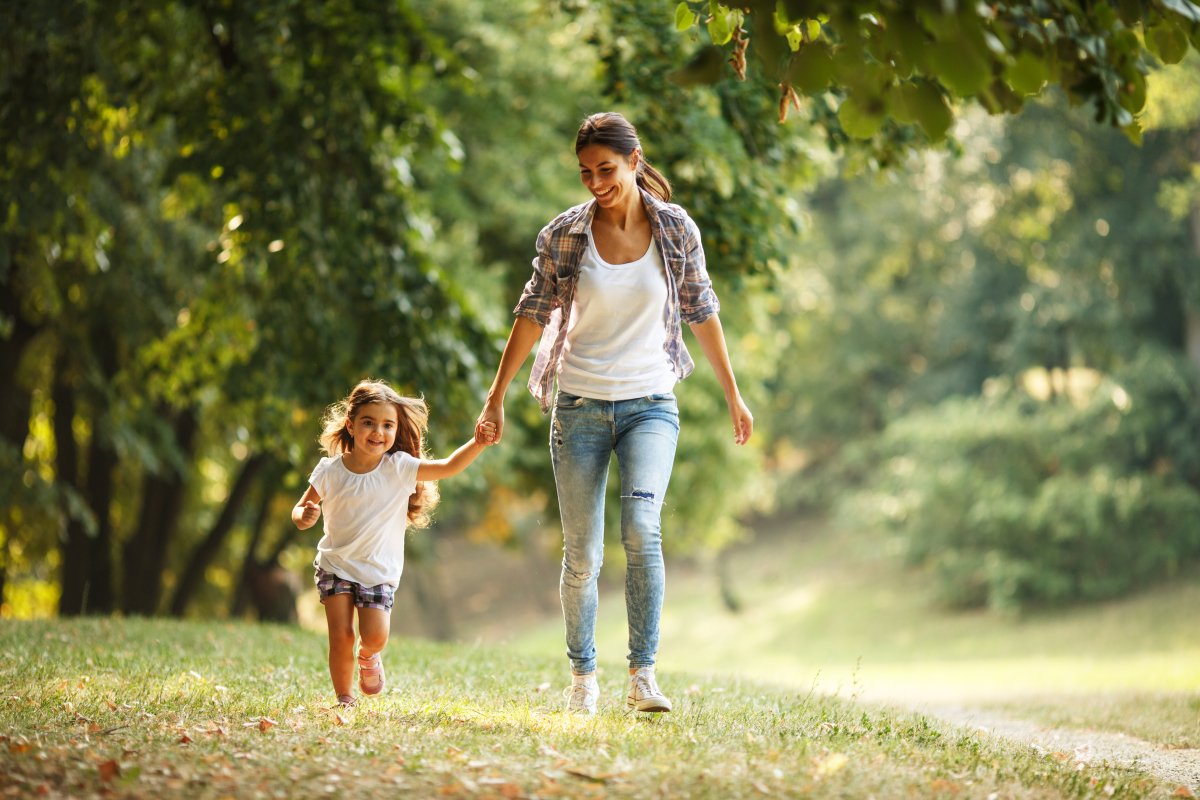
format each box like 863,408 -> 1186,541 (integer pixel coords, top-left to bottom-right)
575,112 -> 672,203
319,379 -> 439,528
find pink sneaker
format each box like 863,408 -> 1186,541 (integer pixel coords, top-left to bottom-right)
357,650 -> 385,695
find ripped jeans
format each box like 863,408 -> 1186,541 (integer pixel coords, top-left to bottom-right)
550,390 -> 680,675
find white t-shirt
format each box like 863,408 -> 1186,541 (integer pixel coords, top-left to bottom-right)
309,451 -> 420,588
557,228 -> 677,400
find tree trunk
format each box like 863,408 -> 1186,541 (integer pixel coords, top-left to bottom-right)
169,453 -> 266,617
230,478 -> 276,617
121,406 -> 198,616
0,272 -> 40,499
55,361 -> 89,616
84,436 -> 117,614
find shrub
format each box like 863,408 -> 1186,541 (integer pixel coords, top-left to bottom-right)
842,347 -> 1200,611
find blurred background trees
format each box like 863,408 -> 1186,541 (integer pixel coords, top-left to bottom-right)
3,0 -> 1200,625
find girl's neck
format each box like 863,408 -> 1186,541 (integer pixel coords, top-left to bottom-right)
594,187 -> 646,231
341,449 -> 384,475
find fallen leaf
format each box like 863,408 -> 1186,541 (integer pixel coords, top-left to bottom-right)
930,779 -> 960,792
189,671 -> 202,680
537,744 -> 566,759
1050,751 -> 1070,763
812,753 -> 848,779
752,780 -> 771,794
317,736 -> 331,745
98,759 -> 120,782
498,784 -> 522,799
87,724 -> 103,734
105,699 -> 118,712
333,712 -> 346,727
179,732 -> 193,745
9,743 -> 28,755
258,717 -> 277,732
34,785 -> 49,796
686,684 -> 700,695
534,682 -> 551,693
1173,788 -> 1195,799
56,680 -> 69,691
438,783 -> 463,795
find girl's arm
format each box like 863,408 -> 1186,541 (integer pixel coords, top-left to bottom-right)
292,485 -> 322,530
689,315 -> 754,446
475,316 -> 544,445
416,427 -> 494,481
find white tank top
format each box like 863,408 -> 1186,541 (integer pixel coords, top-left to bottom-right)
557,228 -> 678,401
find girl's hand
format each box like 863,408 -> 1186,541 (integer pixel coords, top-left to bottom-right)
299,500 -> 321,527
728,394 -> 754,446
476,421 -> 498,446
476,399 -> 504,445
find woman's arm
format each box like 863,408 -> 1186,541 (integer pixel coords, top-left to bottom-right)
475,316 -> 544,445
292,485 -> 322,530
689,315 -> 754,446
416,426 -> 494,481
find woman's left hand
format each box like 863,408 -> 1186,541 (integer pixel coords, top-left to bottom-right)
727,393 -> 753,446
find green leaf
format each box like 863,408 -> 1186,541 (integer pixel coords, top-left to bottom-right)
1005,51 -> 1049,95
1149,22 -> 1189,64
807,19 -> 821,40
927,37 -> 992,96
905,81 -> 953,143
675,2 -> 697,31
667,45 -> 725,86
1161,0 -> 1200,23
786,41 -> 835,93
885,83 -> 914,124
838,94 -> 884,139
708,6 -> 732,46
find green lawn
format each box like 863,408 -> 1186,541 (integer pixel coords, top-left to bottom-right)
0,617 -> 1168,799
510,516 -> 1200,745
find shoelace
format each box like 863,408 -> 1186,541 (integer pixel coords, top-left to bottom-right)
632,673 -> 660,698
563,684 -> 595,709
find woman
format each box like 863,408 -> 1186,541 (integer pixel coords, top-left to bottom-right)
475,112 -> 753,715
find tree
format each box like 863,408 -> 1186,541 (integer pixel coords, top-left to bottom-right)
671,1 -> 1200,156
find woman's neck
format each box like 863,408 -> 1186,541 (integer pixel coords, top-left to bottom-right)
342,449 -> 384,474
594,186 -> 646,231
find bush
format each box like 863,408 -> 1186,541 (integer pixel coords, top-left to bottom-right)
843,348 -> 1200,611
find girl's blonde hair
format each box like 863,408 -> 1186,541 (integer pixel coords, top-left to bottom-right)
319,379 -> 439,528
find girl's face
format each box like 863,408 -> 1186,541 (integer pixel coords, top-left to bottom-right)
578,143 -> 639,210
346,402 -> 399,456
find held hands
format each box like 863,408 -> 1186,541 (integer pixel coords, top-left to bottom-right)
475,400 -> 504,446
476,420 -> 498,446
728,393 -> 754,446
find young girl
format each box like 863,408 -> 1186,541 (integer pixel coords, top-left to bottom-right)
293,379 -> 495,707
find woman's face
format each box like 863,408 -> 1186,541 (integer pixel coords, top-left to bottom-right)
347,402 -> 399,457
578,143 -> 639,209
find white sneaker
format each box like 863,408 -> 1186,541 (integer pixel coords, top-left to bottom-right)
626,667 -> 672,713
563,674 -> 599,715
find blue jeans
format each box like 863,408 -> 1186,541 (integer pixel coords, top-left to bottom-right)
550,390 -> 680,675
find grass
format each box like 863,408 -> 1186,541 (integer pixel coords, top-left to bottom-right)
509,516 -> 1200,742
991,694 -> 1200,750
0,617 -> 1170,799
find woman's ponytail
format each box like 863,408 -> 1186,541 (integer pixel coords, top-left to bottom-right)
636,160 -> 672,203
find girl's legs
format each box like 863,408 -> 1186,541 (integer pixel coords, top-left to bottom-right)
551,396 -> 613,677
357,607 -> 390,657
613,395 -> 679,671
323,594 -> 357,698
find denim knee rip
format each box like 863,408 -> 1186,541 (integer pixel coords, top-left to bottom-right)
622,488 -> 655,501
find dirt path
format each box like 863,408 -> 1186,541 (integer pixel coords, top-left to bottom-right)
922,705 -> 1200,793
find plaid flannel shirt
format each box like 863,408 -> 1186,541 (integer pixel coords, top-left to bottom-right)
514,188 -> 721,414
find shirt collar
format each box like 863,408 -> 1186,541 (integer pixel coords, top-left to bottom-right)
567,187 -> 665,235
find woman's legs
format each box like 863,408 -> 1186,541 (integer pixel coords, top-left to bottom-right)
552,397 -> 613,676
613,396 -> 679,670
323,594 -> 357,698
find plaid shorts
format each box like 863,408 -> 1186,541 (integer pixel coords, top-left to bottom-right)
314,566 -> 395,612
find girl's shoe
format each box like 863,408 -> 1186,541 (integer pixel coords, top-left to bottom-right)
357,650 -> 385,695
626,667 -> 671,713
563,674 -> 599,715
337,694 -> 356,708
